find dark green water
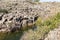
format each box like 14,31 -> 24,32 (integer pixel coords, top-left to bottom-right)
0,31 -> 23,40
0,25 -> 35,40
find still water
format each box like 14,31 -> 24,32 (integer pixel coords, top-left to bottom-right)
0,31 -> 23,40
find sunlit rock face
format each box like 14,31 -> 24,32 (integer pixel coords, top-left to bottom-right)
0,0 -> 39,32
0,13 -> 38,32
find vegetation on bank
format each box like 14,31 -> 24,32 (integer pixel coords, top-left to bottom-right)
34,12 -> 60,39
0,13 -> 60,40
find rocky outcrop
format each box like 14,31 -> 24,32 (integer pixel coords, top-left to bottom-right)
0,13 -> 38,32
0,0 -> 39,32
0,0 -> 60,33
44,26 -> 60,40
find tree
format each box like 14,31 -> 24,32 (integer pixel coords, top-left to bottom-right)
34,0 -> 40,2
27,0 -> 40,2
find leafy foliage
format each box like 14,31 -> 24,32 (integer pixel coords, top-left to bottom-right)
34,0 -> 40,2
0,9 -> 8,13
35,13 -> 60,39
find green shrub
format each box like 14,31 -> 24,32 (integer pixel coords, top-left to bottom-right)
43,19 -> 52,26
0,9 -> 8,13
34,0 -> 40,2
34,13 -> 60,39
35,17 -> 42,26
55,13 -> 60,19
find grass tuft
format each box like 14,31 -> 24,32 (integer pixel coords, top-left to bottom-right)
0,9 -> 8,13
34,13 -> 60,39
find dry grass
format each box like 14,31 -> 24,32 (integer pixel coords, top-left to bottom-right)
0,13 -> 60,40
20,13 -> 60,40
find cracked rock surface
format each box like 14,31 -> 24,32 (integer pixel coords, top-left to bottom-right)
0,0 -> 39,32
44,26 -> 60,40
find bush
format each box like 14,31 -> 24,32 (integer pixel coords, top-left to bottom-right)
0,9 -> 8,13
35,17 -> 42,26
34,13 -> 60,39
